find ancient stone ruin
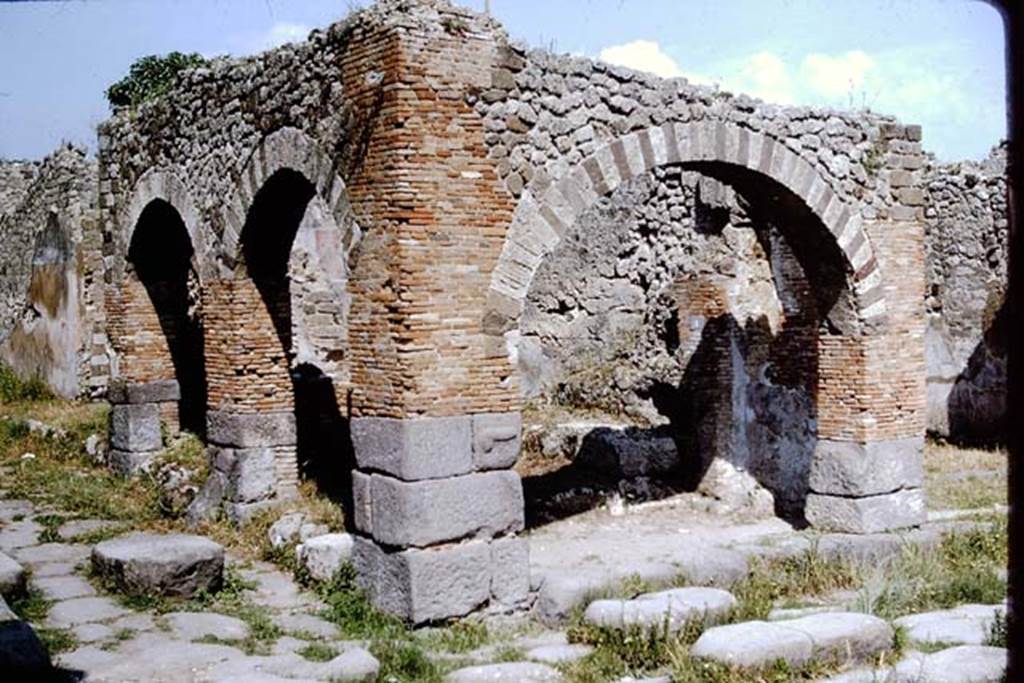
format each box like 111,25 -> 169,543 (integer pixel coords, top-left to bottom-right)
0,0 -> 1007,623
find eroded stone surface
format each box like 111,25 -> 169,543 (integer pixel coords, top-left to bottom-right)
162,611 -> 250,641
297,533 -> 354,582
584,587 -> 736,631
92,532 -> 224,598
893,603 -> 1006,646
47,596 -> 131,628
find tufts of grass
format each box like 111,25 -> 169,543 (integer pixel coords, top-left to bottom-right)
370,638 -> 445,683
9,585 -> 52,623
0,364 -> 53,403
297,642 -> 338,662
36,513 -> 67,543
729,546 -> 860,622
34,627 -> 78,656
858,519 -> 1007,619
422,619 -> 490,654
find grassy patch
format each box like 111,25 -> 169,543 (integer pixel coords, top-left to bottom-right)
297,642 -> 338,662
34,627 -> 78,656
986,609 -> 1007,648
924,441 -> 1006,511
421,619 -> 490,654
0,364 -> 53,403
9,585 -> 52,623
857,519 -> 1007,620
36,513 -> 67,543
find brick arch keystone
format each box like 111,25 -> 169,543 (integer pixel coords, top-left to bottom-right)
484,120 -> 886,334
219,127 -> 360,274
119,168 -> 208,282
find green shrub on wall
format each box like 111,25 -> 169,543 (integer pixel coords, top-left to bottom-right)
106,52 -> 208,108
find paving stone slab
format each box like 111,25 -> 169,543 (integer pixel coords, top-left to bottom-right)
163,611 -> 250,641
691,620 -> 815,668
72,622 -> 114,644
584,587 -> 736,632
92,532 -> 224,598
0,519 -> 42,550
893,603 -> 1006,646
692,612 -> 893,668
272,611 -> 339,639
0,595 -> 15,622
318,647 -> 381,681
32,574 -> 96,601
0,499 -> 33,523
892,645 -> 1006,683
239,566 -> 322,611
13,542 -> 90,566
446,661 -> 564,682
32,561 -> 77,578
0,551 -> 25,598
526,643 -> 594,663
57,519 -> 123,542
57,632 -> 245,682
47,596 -> 131,628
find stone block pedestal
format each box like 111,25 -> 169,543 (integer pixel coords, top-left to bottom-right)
805,436 -> 927,533
350,412 -> 529,623
107,380 -> 179,475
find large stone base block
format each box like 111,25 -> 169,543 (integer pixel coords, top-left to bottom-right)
110,403 -> 162,452
805,488 -> 926,534
810,437 -> 924,497
109,448 -> 160,476
352,534 -> 529,624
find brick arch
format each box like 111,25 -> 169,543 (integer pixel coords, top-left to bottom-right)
485,120 -> 886,334
219,127 -> 360,273
119,168 -> 207,281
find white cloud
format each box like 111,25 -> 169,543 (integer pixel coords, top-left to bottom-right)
599,40 -> 683,79
801,50 -> 875,99
263,22 -> 310,49
596,39 -> 1004,160
732,51 -> 795,104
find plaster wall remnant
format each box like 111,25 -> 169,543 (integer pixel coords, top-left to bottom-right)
0,0 -> 1001,623
0,146 -> 106,398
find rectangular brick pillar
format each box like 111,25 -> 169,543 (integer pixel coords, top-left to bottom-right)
806,219 -> 927,532
349,412 -> 529,623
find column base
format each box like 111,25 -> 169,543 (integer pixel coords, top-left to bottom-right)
805,488 -> 926,534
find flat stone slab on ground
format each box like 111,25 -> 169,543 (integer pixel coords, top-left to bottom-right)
691,612 -> 892,668
0,519 -> 42,551
57,632 -> 244,682
584,587 -> 736,632
526,643 -> 594,663
446,661 -> 564,682
33,574 -> 96,601
13,541 -> 90,566
46,596 -> 131,628
162,611 -> 250,641
0,551 -> 25,597
0,499 -> 34,523
893,603 -> 1006,646
72,623 -> 114,644
57,519 -> 123,542
272,611 -> 339,639
92,532 -> 224,598
828,645 -> 1008,683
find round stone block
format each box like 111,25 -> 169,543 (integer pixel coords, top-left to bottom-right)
92,533 -> 224,598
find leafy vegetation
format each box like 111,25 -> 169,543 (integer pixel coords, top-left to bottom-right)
106,52 -> 208,108
0,364 -> 52,403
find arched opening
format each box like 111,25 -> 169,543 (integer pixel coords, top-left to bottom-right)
238,168 -> 354,507
517,161 -> 852,527
127,199 -> 207,436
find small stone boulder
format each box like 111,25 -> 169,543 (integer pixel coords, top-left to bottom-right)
584,587 -> 737,632
0,551 -> 26,599
319,647 -> 381,681
296,533 -> 354,583
92,532 -> 224,598
267,512 -> 329,550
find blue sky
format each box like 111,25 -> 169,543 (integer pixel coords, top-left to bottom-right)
0,0 -> 1006,161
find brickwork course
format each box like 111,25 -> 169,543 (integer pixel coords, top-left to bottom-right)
0,0 -> 1006,622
